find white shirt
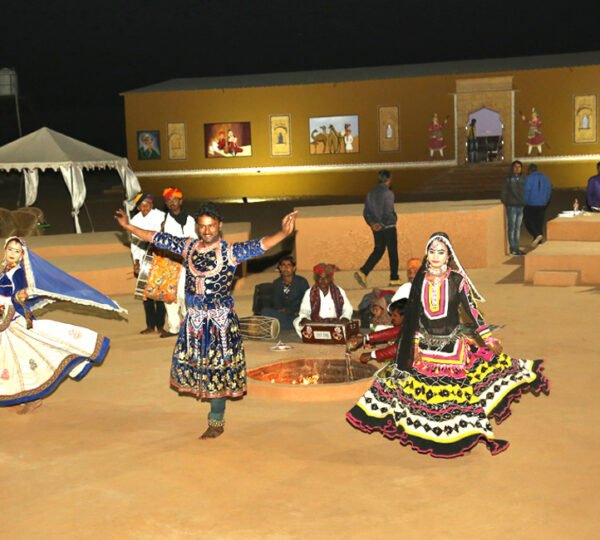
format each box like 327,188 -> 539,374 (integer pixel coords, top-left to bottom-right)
297,285 -> 353,321
129,208 -> 165,263
163,213 -> 197,238
390,281 -> 412,303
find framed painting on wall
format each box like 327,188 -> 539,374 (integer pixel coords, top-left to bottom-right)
205,122 -> 252,158
574,95 -> 597,144
167,122 -> 186,160
378,106 -> 400,151
270,114 -> 291,156
308,115 -> 359,155
137,130 -> 161,160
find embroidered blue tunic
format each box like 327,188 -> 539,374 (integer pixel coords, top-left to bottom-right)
152,232 -> 265,398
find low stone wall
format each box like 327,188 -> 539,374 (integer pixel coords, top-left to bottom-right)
294,200 -> 505,270
3,223 -> 252,297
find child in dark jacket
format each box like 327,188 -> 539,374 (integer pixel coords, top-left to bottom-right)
347,299 -> 407,364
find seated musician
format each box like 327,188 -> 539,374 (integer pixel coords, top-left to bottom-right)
347,298 -> 407,363
260,255 -> 309,330
390,256 -> 420,304
293,262 -> 353,338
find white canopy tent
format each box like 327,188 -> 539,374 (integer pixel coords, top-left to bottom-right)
0,127 -> 141,233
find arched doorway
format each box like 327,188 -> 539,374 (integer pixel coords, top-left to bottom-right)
466,107 -> 504,163
455,76 -> 515,164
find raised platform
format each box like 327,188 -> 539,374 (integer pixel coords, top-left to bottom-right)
294,199 -> 505,270
547,213 -> 600,242
2,223 -> 251,297
524,213 -> 600,286
524,241 -> 600,285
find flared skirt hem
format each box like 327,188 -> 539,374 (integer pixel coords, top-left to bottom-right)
0,336 -> 110,406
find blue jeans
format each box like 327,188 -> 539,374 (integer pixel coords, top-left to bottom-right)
506,206 -> 524,252
209,397 -> 226,421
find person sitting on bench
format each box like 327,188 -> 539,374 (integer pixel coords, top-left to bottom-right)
260,255 -> 309,330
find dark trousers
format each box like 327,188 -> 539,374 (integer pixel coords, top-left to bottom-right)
467,139 -> 478,162
360,227 -> 399,280
524,205 -> 547,239
143,299 -> 166,330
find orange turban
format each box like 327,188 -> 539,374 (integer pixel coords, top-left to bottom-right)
407,257 -> 421,272
162,187 -> 183,200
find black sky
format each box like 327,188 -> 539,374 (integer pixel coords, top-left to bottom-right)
2,0 -> 599,154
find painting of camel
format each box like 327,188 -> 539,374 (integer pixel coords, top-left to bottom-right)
309,115 -> 359,155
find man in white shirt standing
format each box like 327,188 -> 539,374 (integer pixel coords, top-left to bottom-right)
129,193 -> 166,334
293,263 -> 353,338
160,187 -> 198,338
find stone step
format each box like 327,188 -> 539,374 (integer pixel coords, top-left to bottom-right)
533,270 -> 580,287
102,184 -> 125,195
524,241 -> 600,285
547,213 -> 600,242
411,165 -> 506,195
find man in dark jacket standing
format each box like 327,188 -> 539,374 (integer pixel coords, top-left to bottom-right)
354,170 -> 400,287
524,164 -> 552,247
501,160 -> 526,256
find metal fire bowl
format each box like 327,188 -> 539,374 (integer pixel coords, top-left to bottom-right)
247,358 -> 377,402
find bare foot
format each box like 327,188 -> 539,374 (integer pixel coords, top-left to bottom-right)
199,426 -> 224,440
16,400 -> 43,415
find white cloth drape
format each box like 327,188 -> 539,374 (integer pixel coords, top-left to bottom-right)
23,169 -> 39,207
117,164 -> 142,215
60,165 -> 86,234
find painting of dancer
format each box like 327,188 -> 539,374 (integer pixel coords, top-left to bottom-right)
520,107 -> 544,155
309,115 -> 359,154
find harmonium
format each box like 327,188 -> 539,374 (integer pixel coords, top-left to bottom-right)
300,320 -> 360,345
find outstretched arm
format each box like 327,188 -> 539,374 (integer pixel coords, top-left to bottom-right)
114,209 -> 156,242
261,211 -> 298,251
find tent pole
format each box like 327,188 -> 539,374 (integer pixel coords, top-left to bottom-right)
83,202 -> 95,232
16,171 -> 24,207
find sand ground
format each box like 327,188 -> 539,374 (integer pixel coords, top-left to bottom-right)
1,251 -> 598,539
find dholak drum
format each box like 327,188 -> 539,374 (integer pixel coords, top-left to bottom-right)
134,252 -> 154,300
239,316 -> 280,340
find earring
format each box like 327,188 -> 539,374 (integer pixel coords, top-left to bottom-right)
441,263 -> 447,273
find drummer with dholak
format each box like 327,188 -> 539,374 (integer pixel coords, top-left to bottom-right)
129,193 -> 166,334
160,187 -> 198,339
292,262 -> 354,338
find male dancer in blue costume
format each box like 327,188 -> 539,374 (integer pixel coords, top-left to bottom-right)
115,203 -> 296,439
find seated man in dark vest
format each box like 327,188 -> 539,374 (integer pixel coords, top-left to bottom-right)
293,262 -> 353,338
260,255 -> 309,330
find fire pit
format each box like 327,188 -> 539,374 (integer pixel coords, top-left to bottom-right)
247,358 -> 377,402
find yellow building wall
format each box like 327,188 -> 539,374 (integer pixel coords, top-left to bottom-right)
123,63 -> 600,198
